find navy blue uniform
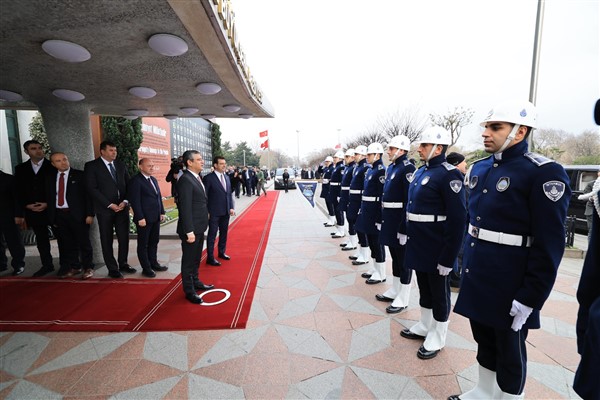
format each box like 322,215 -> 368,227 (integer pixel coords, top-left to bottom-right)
380,155 -> 415,282
347,159 -> 369,248
338,161 -> 355,213
405,154 -> 466,321
320,165 -> 334,217
355,158 -> 386,261
327,160 -> 345,225
454,141 -> 570,395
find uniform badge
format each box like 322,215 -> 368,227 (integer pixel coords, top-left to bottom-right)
449,180 -> 462,193
406,172 -> 413,182
469,175 -> 478,189
421,176 -> 430,185
379,176 -> 386,184
496,177 -> 510,192
543,181 -> 566,202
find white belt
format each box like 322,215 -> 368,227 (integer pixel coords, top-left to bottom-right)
330,182 -> 341,186
341,187 -> 350,191
322,179 -> 330,184
350,190 -> 362,194
407,212 -> 447,222
382,202 -> 403,209
468,224 -> 533,247
362,196 -> 380,202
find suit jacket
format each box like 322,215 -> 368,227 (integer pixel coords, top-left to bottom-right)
84,157 -> 130,215
46,168 -> 94,223
176,170 -> 208,238
204,171 -> 233,217
14,158 -> 56,225
0,171 -> 22,222
127,173 -> 165,223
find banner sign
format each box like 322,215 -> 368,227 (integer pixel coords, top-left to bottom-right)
296,181 -> 318,207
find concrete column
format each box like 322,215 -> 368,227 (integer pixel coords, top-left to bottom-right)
39,103 -> 104,265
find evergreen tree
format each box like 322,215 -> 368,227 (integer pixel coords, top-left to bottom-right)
211,123 -> 223,158
101,117 -> 143,176
28,112 -> 51,156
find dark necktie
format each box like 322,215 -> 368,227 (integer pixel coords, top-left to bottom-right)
108,162 -> 117,182
58,172 -> 65,207
148,177 -> 157,193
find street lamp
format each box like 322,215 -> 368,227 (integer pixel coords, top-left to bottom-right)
296,130 -> 300,167
243,150 -> 246,166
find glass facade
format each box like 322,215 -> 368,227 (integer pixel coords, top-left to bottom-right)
170,117 -> 212,173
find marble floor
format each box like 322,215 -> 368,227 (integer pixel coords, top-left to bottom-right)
0,187 -> 585,399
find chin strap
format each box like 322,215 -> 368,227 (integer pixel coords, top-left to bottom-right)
495,124 -> 521,157
425,145 -> 438,163
390,149 -> 400,162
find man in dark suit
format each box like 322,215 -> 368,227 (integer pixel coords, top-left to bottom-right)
0,170 -> 26,276
176,150 -> 214,304
14,140 -> 56,276
243,166 -> 253,197
47,152 -> 95,279
128,158 -> 167,278
203,156 -> 235,266
84,140 -> 133,279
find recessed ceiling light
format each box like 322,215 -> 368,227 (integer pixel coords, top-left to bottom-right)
180,107 -> 199,115
129,86 -> 156,99
196,82 -> 222,95
239,114 -> 254,119
53,89 -> 85,101
164,114 -> 178,120
148,33 -> 188,56
222,104 -> 241,112
0,89 -> 23,102
123,115 -> 138,120
42,39 -> 91,63
201,114 -> 216,119
127,109 -> 149,116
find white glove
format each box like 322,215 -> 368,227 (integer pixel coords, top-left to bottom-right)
375,223 -> 381,231
397,233 -> 407,245
437,264 -> 452,276
509,300 -> 533,331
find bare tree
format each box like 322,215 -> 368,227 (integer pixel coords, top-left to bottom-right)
429,106 -> 475,146
375,107 -> 428,143
561,130 -> 600,164
306,148 -> 337,168
259,149 -> 294,169
532,128 -> 570,160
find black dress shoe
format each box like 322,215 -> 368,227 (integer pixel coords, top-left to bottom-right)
217,253 -> 231,260
186,293 -> 203,304
400,328 -> 426,340
352,260 -> 368,265
32,266 -> 54,277
349,255 -> 359,260
447,396 -> 461,400
206,259 -> 221,266
142,269 -> 156,278
375,294 -> 394,302
366,277 -> 386,284
361,272 -> 372,278
108,270 -> 124,279
119,264 -> 136,274
12,266 -> 25,276
386,305 -> 407,314
341,246 -> 356,251
339,243 -> 347,247
151,264 -> 168,271
417,345 -> 440,360
194,282 -> 215,291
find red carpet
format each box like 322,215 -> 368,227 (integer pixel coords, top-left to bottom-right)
0,192 -> 279,332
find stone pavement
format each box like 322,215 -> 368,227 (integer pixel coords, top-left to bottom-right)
0,184 -> 586,399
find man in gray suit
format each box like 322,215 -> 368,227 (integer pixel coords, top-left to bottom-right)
176,150 -> 214,304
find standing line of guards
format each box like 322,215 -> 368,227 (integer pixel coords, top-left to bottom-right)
317,101 -> 575,400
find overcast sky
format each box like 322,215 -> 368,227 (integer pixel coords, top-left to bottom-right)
216,0 -> 599,161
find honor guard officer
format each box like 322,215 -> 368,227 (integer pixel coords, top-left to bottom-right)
355,142 -> 387,284
320,156 -> 335,227
328,150 -> 347,238
338,149 -> 356,248
346,146 -> 371,265
401,126 -> 466,360
449,102 -> 570,400
376,135 -> 416,313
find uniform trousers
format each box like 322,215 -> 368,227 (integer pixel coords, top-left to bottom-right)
54,210 -> 93,271
388,245 -> 411,283
347,215 -> 355,235
415,271 -> 450,322
325,199 -> 335,217
470,319 -> 529,395
330,196 -> 344,225
366,232 -> 384,262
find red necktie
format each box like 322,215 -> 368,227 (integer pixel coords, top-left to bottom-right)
58,172 -> 65,206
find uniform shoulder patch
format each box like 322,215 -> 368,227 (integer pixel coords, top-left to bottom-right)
378,164 -> 384,170
442,162 -> 456,171
403,159 -> 411,166
524,152 -> 554,166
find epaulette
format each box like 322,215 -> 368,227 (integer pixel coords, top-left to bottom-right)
524,152 -> 554,166
442,162 -> 456,171
377,164 -> 384,170
470,157 -> 488,165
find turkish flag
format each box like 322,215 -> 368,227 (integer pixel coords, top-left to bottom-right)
260,139 -> 269,149
334,143 -> 341,150
259,130 -> 268,138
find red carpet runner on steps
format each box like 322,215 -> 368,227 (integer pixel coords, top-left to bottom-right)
0,192 -> 279,332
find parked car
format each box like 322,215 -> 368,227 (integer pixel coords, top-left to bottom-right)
274,168 -> 296,190
563,164 -> 600,233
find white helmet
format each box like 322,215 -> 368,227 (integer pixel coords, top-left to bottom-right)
366,142 -> 384,154
387,135 -> 411,151
325,156 -> 333,162
416,126 -> 452,146
334,150 -> 345,159
345,148 -> 355,156
480,100 -> 537,129
354,145 -> 368,155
